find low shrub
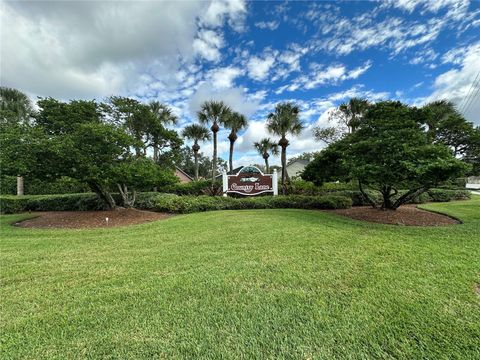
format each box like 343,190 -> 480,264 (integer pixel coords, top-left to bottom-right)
0,193 -> 106,214
148,194 -> 352,214
427,189 -> 471,202
158,180 -> 215,196
289,180 -> 356,196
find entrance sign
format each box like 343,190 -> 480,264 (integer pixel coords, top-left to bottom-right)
223,166 -> 278,196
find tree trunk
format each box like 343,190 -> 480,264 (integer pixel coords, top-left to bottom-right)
358,181 -> 376,208
228,140 -> 234,173
278,136 -> 289,195
16,176 -> 24,196
88,181 -> 116,210
117,183 -> 136,208
194,150 -> 199,181
211,123 -> 218,182
392,187 -> 427,209
263,154 -> 270,173
153,145 -> 158,163
228,131 -> 237,174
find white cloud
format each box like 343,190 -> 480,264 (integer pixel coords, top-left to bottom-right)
193,29 -> 224,62
208,66 -> 242,89
0,0 -> 247,99
188,83 -> 261,118
247,52 -> 277,81
427,43 -> 480,124
254,21 -> 279,30
0,1 -> 210,99
277,61 -> 372,93
201,0 -> 247,31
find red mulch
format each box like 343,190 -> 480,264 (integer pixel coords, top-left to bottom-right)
331,205 -> 460,226
14,209 -> 171,229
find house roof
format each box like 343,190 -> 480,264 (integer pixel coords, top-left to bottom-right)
214,166 -> 244,180
175,166 -> 193,180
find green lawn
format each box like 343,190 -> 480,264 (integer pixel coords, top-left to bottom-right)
1,198 -> 479,359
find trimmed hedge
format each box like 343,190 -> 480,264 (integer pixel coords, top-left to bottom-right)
0,188 -> 471,214
148,194 -> 352,214
0,176 -> 90,195
0,193 -> 106,214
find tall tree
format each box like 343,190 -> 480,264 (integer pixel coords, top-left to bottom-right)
313,97 -> 370,144
0,87 -> 33,125
266,102 -> 304,194
148,101 -> 178,162
182,124 -> 211,180
303,101 -> 468,209
197,100 -> 232,181
225,112 -> 248,173
253,138 -> 278,173
0,87 -> 35,195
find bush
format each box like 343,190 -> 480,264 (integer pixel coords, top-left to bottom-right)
427,189 -> 471,202
289,179 -> 357,196
158,180 -> 213,196
1,176 -> 90,195
0,193 -> 106,214
147,194 -> 352,214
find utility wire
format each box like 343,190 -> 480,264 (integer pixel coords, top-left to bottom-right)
461,81 -> 479,116
458,71 -> 480,114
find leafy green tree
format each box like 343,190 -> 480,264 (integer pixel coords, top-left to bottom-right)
103,97 -> 182,164
313,97 -> 370,144
182,124 -> 211,180
253,138 -> 278,173
110,158 -> 178,207
197,100 -> 232,181
225,111 -> 248,173
303,101 -> 468,209
0,87 -> 36,195
0,87 -> 34,125
267,102 -> 304,194
31,98 -> 136,209
148,101 -> 178,162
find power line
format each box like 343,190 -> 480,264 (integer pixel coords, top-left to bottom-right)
461,81 -> 480,116
458,71 -> 480,114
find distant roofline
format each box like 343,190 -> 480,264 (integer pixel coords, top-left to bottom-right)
175,166 -> 193,180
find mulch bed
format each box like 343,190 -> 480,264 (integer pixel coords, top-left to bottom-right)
331,205 -> 460,226
14,209 -> 171,229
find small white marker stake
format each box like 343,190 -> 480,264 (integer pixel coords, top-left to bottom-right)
105,217 -> 109,226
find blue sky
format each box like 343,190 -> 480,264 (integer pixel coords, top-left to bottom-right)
1,0 -> 479,166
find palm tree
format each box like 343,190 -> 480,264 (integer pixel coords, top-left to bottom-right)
253,138 -> 279,173
338,98 -> 370,133
197,100 -> 232,180
182,124 -> 211,180
266,102 -> 304,194
225,111 -> 248,173
148,101 -> 177,162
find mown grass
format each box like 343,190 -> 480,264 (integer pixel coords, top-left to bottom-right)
1,197 -> 479,359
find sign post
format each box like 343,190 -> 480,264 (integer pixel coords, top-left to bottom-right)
223,166 -> 278,197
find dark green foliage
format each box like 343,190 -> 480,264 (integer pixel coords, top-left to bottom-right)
159,180 -> 213,196
0,176 -> 89,195
304,101 -> 469,209
148,194 -> 352,214
0,194 -> 106,214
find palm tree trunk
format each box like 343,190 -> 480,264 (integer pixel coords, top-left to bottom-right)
194,150 -> 199,180
229,140 -> 234,173
264,154 -> 269,173
212,130 -> 217,181
281,146 -> 286,195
